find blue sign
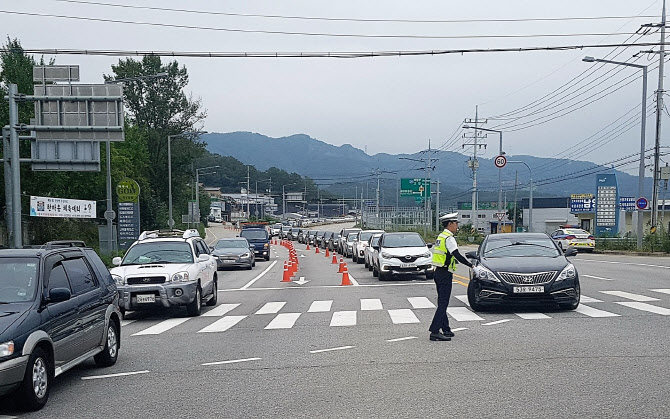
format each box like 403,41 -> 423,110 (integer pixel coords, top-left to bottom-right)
595,174 -> 619,236
571,198 -> 595,213
619,197 -> 636,212
636,197 -> 648,210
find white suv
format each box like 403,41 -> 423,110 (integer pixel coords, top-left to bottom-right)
352,230 -> 384,264
370,232 -> 434,281
110,230 -> 218,317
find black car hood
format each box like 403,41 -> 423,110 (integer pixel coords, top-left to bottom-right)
481,256 -> 568,274
0,304 -> 29,336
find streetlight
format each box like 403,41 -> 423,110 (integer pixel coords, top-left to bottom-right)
583,56 -> 648,248
195,165 -> 219,225
167,131 -> 207,229
464,125 -> 504,233
507,161 -> 533,232
256,178 -> 272,219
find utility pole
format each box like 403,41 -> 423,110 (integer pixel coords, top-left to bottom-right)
246,166 -> 250,218
463,106 -> 488,234
513,171 -> 518,233
435,179 -> 441,232
653,0 -> 667,230
375,168 -> 381,216
8,84 -> 21,248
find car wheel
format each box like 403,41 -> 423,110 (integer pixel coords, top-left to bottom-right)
252,260 -> 256,267
119,307 -> 126,320
378,271 -> 388,281
206,280 -> 218,306
265,255 -> 270,261
357,255 -> 363,264
372,265 -> 379,278
364,260 -> 369,269
187,287 -> 202,317
467,281 -> 484,312
352,254 -> 358,263
94,321 -> 120,367
18,347 -> 51,411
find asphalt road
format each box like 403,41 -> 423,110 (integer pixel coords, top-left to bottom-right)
2,223 -> 670,418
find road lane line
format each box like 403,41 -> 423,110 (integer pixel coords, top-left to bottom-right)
387,336 -> 418,342
454,295 -> 470,306
650,288 -> 670,295
132,318 -> 190,336
574,305 -> 621,318
451,327 -> 468,332
255,301 -> 286,314
515,312 -> 550,319
583,274 -> 614,281
205,228 -> 219,246
198,315 -> 247,333
600,291 -> 660,302
265,313 -> 302,329
388,309 -> 420,324
407,296 -> 435,309
575,258 -> 670,270
580,295 -> 603,303
239,260 -> 278,290
615,302 -> 670,315
330,311 -> 357,327
121,320 -> 135,326
81,370 -> 150,380
310,346 -> 355,354
0,415 -> 18,419
202,357 -> 262,366
308,300 -> 333,312
347,273 -> 360,286
221,282 -> 435,291
361,298 -> 383,311
203,303 -> 240,317
447,307 -> 484,321
483,319 -> 512,326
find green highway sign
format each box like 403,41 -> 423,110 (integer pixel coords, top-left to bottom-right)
400,178 -> 430,197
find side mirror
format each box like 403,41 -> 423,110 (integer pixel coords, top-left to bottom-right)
426,243 -> 433,248
198,254 -> 210,262
564,247 -> 578,257
48,287 -> 71,303
209,246 -> 214,251
250,246 -> 255,250
372,245 -> 380,251
465,251 -> 478,259
112,257 -> 122,266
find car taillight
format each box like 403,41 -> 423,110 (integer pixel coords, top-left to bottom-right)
588,235 -> 595,240
565,235 -> 576,240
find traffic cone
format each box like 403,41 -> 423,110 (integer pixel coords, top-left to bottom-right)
332,255 -> 338,264
340,264 -> 352,286
338,257 -> 345,273
315,246 -> 320,254
287,260 -> 294,277
325,248 -> 330,257
306,243 -> 310,250
281,262 -> 291,282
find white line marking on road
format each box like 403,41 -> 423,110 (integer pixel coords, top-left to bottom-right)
451,327 -> 468,332
583,274 -> 614,281
203,303 -> 240,317
454,295 -> 470,306
121,320 -> 135,326
482,319 -> 512,326
580,295 -> 603,303
132,318 -> 190,336
0,415 -> 18,419
387,336 -> 418,342
198,316 -> 247,333
447,307 -> 484,321
600,291 -> 660,302
310,346 -> 355,354
239,260 -> 278,290
574,305 -> 621,318
255,301 -> 286,314
650,288 -> 670,295
408,296 -> 435,309
81,370 -> 150,380
615,302 -> 670,315
515,312 -> 550,319
330,311 -> 357,326
361,298 -> 383,311
388,309 -> 420,324
308,300 -> 333,312
205,228 -> 219,246
348,273 -> 360,286
265,313 -> 302,329
221,282 -> 435,292
575,258 -> 670,270
202,357 -> 262,366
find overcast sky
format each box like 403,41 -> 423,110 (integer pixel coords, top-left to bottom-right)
3,0 -> 667,173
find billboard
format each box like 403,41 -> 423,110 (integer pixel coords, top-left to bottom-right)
570,194 -> 595,213
30,195 -> 96,218
595,174 -> 618,236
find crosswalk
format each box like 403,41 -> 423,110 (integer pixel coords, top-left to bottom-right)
121,288 -> 670,337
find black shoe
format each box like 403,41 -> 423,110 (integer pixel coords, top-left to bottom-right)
442,329 -> 455,338
429,332 -> 451,341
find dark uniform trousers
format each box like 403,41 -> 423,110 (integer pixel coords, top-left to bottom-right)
429,267 -> 453,333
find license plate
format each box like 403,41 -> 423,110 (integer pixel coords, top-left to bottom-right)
223,260 -> 234,263
400,263 -> 416,268
513,286 -> 544,293
136,294 -> 156,303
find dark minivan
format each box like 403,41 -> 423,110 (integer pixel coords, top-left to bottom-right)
240,226 -> 271,261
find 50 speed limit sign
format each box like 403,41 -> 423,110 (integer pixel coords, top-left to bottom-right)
494,155 -> 507,168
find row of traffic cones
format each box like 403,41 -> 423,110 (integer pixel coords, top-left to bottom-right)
280,239 -> 299,282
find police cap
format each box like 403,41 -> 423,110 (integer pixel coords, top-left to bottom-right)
439,212 -> 459,223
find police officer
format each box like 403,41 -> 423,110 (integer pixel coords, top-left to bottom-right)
429,212 -> 474,341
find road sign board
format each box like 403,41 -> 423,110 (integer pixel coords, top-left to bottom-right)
636,197 -> 648,210
494,155 -> 507,168
116,178 -> 140,203
401,178 -> 430,197
619,197 -> 636,211
495,212 -> 506,222
33,65 -> 80,83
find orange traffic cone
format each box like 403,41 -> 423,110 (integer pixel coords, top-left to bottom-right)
281,262 -> 291,282
315,246 -> 320,254
338,257 -> 344,273
288,260 -> 295,277
340,264 -> 352,286
332,255 -> 338,264
325,248 -> 330,257
306,243 -> 311,250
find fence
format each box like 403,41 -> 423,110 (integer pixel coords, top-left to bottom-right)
361,206 -> 434,232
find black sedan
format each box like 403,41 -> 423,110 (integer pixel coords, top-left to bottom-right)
466,233 -> 580,311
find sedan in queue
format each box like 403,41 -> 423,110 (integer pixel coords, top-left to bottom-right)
370,232 -> 434,281
211,238 -> 255,270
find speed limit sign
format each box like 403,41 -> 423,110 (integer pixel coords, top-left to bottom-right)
494,155 -> 507,168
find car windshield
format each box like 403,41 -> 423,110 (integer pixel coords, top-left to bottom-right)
383,234 -> 425,248
370,236 -> 381,246
483,238 -> 560,258
240,230 -> 267,240
122,242 -> 194,265
347,233 -> 358,242
359,232 -> 375,241
0,258 -> 39,303
215,239 -> 248,249
564,229 -> 588,235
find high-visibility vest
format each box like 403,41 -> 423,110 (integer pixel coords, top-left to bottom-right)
431,230 -> 458,271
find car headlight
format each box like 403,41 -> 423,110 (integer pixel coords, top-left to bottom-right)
421,252 -> 432,258
381,252 -> 394,259
111,274 -> 124,286
557,263 -> 576,281
0,341 -> 15,358
474,265 -> 500,282
171,271 -> 190,282
241,253 -> 250,258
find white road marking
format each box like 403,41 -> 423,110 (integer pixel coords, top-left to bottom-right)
483,319 -> 512,326
310,345 -> 355,354
330,311 -> 357,326
387,336 -> 418,342
202,357 -> 262,366
575,258 -> 670,270
347,273 -> 360,286
198,315 -> 247,333
121,320 -> 135,326
454,295 -> 470,306
265,313 -> 302,329
515,312 -> 550,319
600,291 -> 660,302
650,288 -> 670,295
205,228 -> 219,246
255,301 -> 286,314
407,296 -> 435,309
451,327 -> 468,332
0,415 -> 18,419
616,302 -> 670,315
361,298 -> 383,311
447,307 -> 484,321
388,309 -> 420,324
583,274 -> 614,281
81,370 -> 150,380
132,318 -> 190,336
308,300 -> 333,312
580,295 -> 603,303
221,282 -> 435,292
239,260 -> 278,290
574,305 -> 621,318
203,303 -> 240,317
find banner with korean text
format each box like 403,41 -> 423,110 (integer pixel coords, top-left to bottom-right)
30,196 -> 96,218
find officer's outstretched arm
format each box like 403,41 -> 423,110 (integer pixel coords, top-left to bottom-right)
452,249 -> 474,268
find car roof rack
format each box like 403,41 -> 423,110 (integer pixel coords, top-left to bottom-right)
43,240 -> 87,249
137,229 -> 200,241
